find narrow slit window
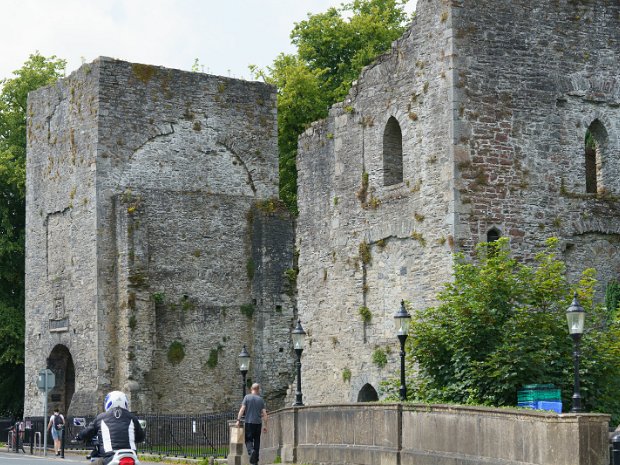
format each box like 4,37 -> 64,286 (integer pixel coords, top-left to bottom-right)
383,116 -> 403,186
585,120 -> 608,195
585,129 -> 597,193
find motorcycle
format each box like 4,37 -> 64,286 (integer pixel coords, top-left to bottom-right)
94,449 -> 141,465
73,434 -> 141,465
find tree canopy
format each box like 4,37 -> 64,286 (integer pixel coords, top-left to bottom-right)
383,238 -> 620,424
0,52 -> 66,416
252,0 -> 412,212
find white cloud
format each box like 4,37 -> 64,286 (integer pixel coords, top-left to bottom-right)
1,0 -> 417,81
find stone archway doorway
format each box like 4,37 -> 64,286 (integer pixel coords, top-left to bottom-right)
357,383 -> 379,402
47,345 -> 75,415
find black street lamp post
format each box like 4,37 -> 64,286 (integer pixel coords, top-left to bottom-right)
393,300 -> 412,402
238,345 -> 251,399
566,293 -> 585,413
292,320 -> 307,407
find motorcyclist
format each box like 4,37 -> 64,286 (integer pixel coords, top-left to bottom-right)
77,391 -> 144,465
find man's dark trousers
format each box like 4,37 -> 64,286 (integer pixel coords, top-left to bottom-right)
244,422 -> 262,464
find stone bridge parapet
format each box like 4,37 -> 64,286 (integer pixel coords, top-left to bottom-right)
241,403 -> 609,465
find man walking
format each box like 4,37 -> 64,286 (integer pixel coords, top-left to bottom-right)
236,383 -> 268,465
47,408 -> 64,456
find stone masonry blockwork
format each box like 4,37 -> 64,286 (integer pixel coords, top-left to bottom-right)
296,0 -> 620,405
25,58 -> 296,416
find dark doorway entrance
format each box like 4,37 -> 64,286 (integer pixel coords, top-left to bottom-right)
47,345 -> 75,415
357,383 -> 379,402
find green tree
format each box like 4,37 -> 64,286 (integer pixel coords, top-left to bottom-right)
605,279 -> 620,319
0,52 -> 66,416
252,0 -> 412,212
384,238 -> 620,424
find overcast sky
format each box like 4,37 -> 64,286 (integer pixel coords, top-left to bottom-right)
2,0 -> 417,82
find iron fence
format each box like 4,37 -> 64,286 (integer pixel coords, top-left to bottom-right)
24,410 -> 236,458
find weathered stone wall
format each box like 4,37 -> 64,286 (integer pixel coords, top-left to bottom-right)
25,62 -> 101,416
451,0 -> 620,279
296,0 -> 620,405
25,58 -> 296,416
258,404 -> 610,465
296,0 -> 457,405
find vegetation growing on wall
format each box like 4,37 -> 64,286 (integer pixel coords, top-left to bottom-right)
167,341 -> 186,365
120,189 -> 142,214
151,292 -> 166,304
255,198 -> 288,214
240,303 -> 255,319
206,344 -> 224,369
128,315 -> 137,331
180,295 -> 195,312
359,241 -> 372,265
246,258 -> 255,281
356,171 -> 369,204
359,306 -> 372,323
284,267 -> 298,287
372,347 -> 388,368
131,63 -> 157,84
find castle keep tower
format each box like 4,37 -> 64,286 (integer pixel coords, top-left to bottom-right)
296,0 -> 620,404
25,58 -> 295,416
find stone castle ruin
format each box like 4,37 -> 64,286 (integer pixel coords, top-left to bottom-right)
25,0 -> 619,415
25,58 -> 295,416
295,0 -> 620,404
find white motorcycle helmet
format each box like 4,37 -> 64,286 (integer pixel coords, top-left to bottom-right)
104,390 -> 129,412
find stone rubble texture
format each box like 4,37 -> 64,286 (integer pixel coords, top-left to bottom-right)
296,0 -> 620,404
25,58 -> 295,416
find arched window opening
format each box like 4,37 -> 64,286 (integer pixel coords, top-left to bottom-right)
383,117 -> 403,186
487,228 -> 501,243
357,383 -> 379,402
585,121 -> 608,194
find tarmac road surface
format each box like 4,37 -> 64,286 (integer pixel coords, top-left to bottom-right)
0,450 -> 176,465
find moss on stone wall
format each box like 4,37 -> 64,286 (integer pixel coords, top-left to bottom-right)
132,63 -> 157,84
167,341 -> 185,365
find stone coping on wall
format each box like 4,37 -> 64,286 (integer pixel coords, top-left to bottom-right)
256,403 -> 610,465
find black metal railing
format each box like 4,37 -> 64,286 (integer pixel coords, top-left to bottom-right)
24,410 -> 235,458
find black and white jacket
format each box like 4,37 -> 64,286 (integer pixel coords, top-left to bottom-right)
78,407 -> 145,457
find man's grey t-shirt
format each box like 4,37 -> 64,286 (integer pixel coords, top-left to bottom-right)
242,394 -> 266,424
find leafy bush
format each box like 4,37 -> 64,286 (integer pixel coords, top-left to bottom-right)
384,238 -> 620,423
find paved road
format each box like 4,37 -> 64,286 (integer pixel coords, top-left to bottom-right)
0,450 -> 178,465
0,450 -> 86,464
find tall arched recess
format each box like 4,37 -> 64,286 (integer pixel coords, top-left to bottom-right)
585,120 -> 608,194
47,345 -> 75,415
383,116 -> 403,186
357,383 -> 379,402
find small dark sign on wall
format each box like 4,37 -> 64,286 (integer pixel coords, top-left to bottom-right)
51,394 -> 61,402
